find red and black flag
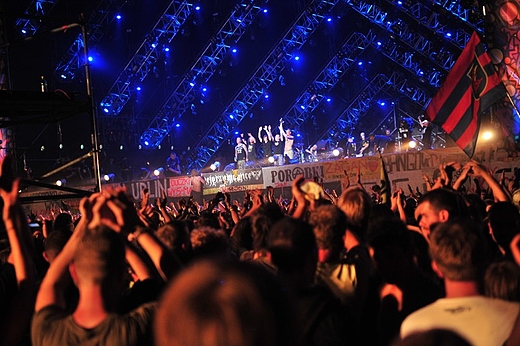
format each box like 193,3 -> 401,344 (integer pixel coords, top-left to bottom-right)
425,31 -> 506,158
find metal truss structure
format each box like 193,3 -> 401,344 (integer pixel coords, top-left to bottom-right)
299,0 -> 483,145
183,0 -> 341,171
15,0 -> 59,37
99,0 -> 193,116
313,70 -> 431,145
139,0 -> 263,148
54,0 -> 130,82
316,73 -> 393,143
281,31 -> 375,130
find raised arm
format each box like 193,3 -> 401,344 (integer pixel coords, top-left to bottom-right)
35,196 -> 92,312
469,161 -> 509,202
258,126 -> 263,142
266,125 -> 274,141
1,177 -> 37,346
452,163 -> 471,191
279,120 -> 286,140
105,188 -> 182,281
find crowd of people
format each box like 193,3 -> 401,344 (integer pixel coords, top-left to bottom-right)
2,153 -> 520,345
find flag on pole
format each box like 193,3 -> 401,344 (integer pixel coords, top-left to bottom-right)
379,152 -> 391,206
425,31 -> 506,158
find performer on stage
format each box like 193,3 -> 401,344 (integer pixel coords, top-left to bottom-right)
305,144 -> 318,162
398,119 -> 411,151
258,125 -> 273,158
358,132 -> 370,156
247,132 -> 257,164
419,115 -> 432,149
190,169 -> 206,205
384,129 -> 395,153
165,151 -> 182,176
345,136 -> 357,158
279,119 -> 294,160
272,131 -> 284,165
234,137 -> 248,169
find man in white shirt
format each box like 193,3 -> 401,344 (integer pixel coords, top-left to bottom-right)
400,218 -> 520,346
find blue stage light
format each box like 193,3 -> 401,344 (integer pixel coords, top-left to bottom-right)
358,61 -> 363,66
295,55 -> 300,61
164,47 -> 170,52
232,48 -> 237,53
263,8 -> 268,13
327,17 -> 332,22
116,14 -> 121,20
195,5 -> 201,10
136,86 -> 141,91
88,56 -> 93,62
326,98 -> 331,102
103,108 -> 109,113
175,123 -> 181,128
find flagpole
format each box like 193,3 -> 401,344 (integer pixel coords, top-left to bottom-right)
504,91 -> 520,119
500,64 -> 520,118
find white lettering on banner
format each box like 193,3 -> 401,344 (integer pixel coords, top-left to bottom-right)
128,178 -> 192,200
205,169 -> 263,188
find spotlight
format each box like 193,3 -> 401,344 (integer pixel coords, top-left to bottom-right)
333,149 -> 340,157
268,156 -> 275,164
482,131 -> 493,141
88,56 -> 93,62
136,86 -> 142,91
409,141 -> 417,149
55,179 -> 66,186
210,161 -> 221,171
153,167 -> 164,177
103,173 -> 115,182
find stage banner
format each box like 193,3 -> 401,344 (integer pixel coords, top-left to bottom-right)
126,177 -> 192,200
203,168 -> 264,194
322,156 -> 381,190
262,162 -> 324,188
382,147 -> 469,175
